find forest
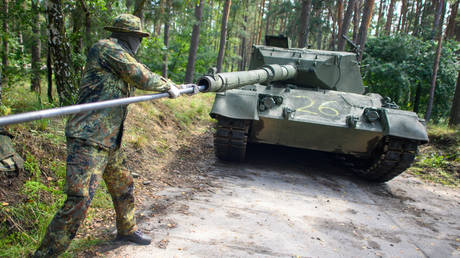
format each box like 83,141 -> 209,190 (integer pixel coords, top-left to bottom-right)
0,0 -> 458,124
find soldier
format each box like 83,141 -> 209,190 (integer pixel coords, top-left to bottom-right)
34,14 -> 184,257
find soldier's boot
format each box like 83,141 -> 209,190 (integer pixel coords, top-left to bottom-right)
116,230 -> 152,245
33,195 -> 90,258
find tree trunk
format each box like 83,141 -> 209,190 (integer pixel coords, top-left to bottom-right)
217,0 -> 231,73
420,0 -> 435,37
445,0 -> 459,39
47,47 -> 53,103
251,0 -> 261,46
31,0 -> 41,93
412,0 -> 423,36
329,7 -> 338,50
316,8 -> 323,49
71,5 -> 83,54
398,0 -> 408,32
298,0 -> 313,48
353,0 -> 362,42
16,0 -> 25,69
47,0 -> 77,105
337,0 -> 344,42
1,0 -> 9,90
257,0 -> 266,44
456,15 -> 460,41
239,0 -> 248,70
184,1 -> 204,83
133,0 -> 147,23
405,0 -> 415,33
375,0 -> 385,36
265,0 -> 271,37
449,71 -> 460,127
413,82 -> 422,113
431,0 -> 442,39
384,0 -> 396,35
155,0 -> 165,36
162,0 -> 171,78
425,0 -> 446,122
357,0 -> 375,59
83,1 -> 91,54
338,0 -> 357,50
77,0 -> 91,55
397,0 -> 407,32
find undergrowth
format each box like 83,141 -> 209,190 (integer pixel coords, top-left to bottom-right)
0,81 -> 215,257
409,124 -> 460,186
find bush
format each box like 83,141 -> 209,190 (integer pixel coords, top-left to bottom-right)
362,35 -> 459,122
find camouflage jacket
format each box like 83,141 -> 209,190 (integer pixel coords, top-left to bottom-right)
65,38 -> 171,150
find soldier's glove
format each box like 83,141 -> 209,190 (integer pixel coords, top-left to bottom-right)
168,84 -> 181,99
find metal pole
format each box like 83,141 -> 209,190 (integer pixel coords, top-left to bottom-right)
0,85 -> 206,127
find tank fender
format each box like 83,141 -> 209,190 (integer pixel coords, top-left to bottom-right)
210,91 -> 259,120
381,108 -> 429,143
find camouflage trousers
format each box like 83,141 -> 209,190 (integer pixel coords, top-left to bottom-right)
34,138 -> 137,257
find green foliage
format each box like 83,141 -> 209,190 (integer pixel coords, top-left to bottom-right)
420,153 -> 449,168
362,35 -> 459,122
410,124 -> 460,186
0,153 -> 67,257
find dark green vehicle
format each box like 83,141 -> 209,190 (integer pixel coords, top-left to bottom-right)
197,36 -> 428,182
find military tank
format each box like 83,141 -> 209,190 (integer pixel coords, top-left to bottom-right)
197,35 -> 428,182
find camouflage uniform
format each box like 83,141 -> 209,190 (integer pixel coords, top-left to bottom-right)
0,127 -> 24,176
34,14 -> 171,257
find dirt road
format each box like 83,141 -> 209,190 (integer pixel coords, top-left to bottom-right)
105,145 -> 460,258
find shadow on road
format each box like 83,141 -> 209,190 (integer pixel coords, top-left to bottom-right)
246,143 -> 368,183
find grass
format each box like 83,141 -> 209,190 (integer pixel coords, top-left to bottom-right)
408,124 -> 460,186
0,78 -> 216,257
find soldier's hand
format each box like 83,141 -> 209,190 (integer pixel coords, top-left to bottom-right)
168,84 -> 181,98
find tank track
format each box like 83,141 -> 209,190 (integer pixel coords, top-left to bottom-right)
345,136 -> 419,182
214,117 -> 250,162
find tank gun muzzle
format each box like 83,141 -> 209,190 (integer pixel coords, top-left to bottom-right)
198,64 -> 297,92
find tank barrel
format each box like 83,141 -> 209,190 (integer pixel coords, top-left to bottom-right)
198,64 -> 297,92
0,85 -> 205,127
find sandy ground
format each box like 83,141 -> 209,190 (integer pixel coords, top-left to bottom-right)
102,144 -> 460,258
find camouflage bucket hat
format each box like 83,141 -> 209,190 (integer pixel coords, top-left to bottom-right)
104,14 -> 150,37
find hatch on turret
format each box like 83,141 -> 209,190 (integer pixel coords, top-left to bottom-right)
265,35 -> 290,48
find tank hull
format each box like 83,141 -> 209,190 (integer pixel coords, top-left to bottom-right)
211,86 -> 427,158
250,118 -> 382,157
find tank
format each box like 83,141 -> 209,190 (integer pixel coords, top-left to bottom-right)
198,35 -> 428,182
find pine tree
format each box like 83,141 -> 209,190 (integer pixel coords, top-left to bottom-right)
185,1 -> 204,83
31,0 -> 41,93
298,0 -> 313,48
217,0 -> 231,73
338,0 -> 357,50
